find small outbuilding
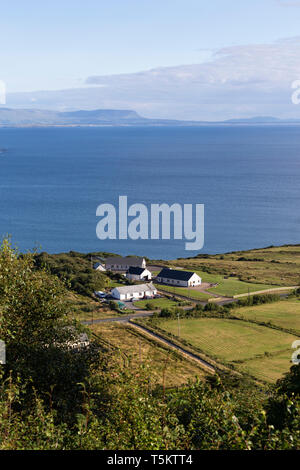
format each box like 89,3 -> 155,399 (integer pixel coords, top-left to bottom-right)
157,268 -> 201,287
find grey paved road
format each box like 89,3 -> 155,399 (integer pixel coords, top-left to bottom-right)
83,311 -> 154,325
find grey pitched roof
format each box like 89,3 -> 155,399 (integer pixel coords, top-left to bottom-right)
158,268 -> 198,281
127,266 -> 146,275
112,283 -> 156,295
93,262 -> 105,269
105,256 -> 145,267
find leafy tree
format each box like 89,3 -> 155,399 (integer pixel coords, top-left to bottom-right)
75,361 -> 188,450
0,239 -> 100,421
34,251 -> 107,297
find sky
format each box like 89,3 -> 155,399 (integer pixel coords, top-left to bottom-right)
1,0 -> 300,92
2,0 -> 300,119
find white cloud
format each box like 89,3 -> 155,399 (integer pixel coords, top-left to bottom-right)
276,0 -> 300,7
7,38 -> 300,121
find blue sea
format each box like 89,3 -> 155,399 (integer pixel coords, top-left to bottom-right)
0,126 -> 299,259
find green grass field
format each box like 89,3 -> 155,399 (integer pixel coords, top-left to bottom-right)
194,270 -> 223,284
173,268 -> 279,297
154,284 -> 211,301
150,270 -> 160,277
107,279 -> 125,288
234,298 -> 300,332
90,322 -> 206,387
154,268 -> 280,298
237,349 -> 294,383
134,298 -> 185,310
158,317 -> 297,382
206,278 -> 280,297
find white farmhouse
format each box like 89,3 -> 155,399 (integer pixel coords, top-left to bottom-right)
126,267 -> 152,281
157,268 -> 201,287
111,283 -> 157,301
105,256 -> 146,271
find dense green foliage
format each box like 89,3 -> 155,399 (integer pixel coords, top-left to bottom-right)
34,251 -> 108,297
1,361 -> 300,449
0,240 -> 101,422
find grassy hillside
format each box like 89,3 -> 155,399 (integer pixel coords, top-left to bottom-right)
34,244 -> 299,385
66,291 -> 119,321
156,316 -> 297,382
33,245 -> 300,301
164,245 -> 300,286
234,298 -> 300,333
90,322 -> 206,387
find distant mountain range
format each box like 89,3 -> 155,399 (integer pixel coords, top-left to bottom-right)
0,108 -> 300,127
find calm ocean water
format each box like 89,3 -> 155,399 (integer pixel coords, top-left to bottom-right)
0,126 -> 299,259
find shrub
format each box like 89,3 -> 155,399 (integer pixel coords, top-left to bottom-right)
145,302 -> 156,310
108,300 -> 119,311
34,251 -> 107,297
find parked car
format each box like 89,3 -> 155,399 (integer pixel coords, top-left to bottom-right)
94,291 -> 107,299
